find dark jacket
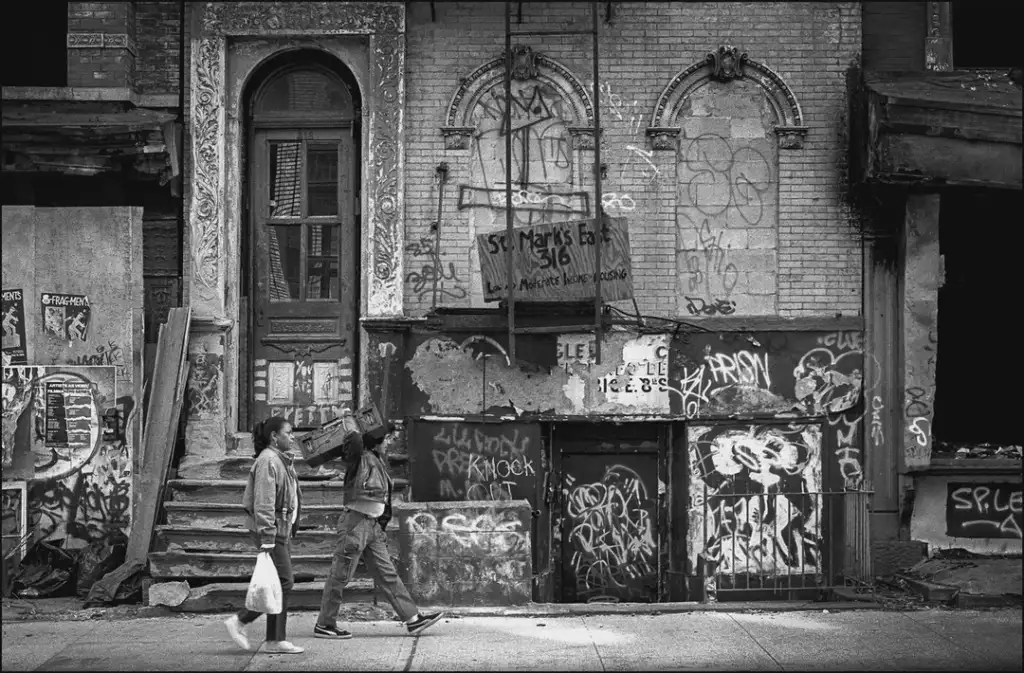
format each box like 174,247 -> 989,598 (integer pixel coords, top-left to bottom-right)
341,432 -> 393,529
242,446 -> 303,545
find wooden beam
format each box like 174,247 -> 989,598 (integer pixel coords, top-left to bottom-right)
875,134 -> 1022,189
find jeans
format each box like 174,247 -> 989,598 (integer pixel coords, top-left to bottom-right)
318,509 -> 419,628
237,535 -> 294,642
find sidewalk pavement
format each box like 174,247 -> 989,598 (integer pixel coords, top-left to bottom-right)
3,607 -> 1021,671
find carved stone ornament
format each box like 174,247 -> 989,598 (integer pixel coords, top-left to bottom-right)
775,126 -> 809,150
645,126 -> 681,152
191,2 -> 406,318
440,126 -> 476,151
567,127 -> 598,150
649,46 -> 806,151
509,45 -> 540,81
708,45 -> 748,82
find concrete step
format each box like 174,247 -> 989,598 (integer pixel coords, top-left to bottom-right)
163,502 -> 344,529
165,478 -> 409,506
167,479 -> 347,506
154,526 -> 339,555
149,551 -> 342,580
150,580 -> 378,612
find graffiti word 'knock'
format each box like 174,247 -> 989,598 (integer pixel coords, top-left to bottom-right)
432,448 -> 535,482
947,483 -> 1023,539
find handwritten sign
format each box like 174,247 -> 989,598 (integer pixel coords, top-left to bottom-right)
411,421 -> 541,505
476,216 -> 633,302
946,482 -> 1022,540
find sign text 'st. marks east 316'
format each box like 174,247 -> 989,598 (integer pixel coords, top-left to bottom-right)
476,217 -> 633,303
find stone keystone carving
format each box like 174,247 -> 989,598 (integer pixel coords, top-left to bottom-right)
509,45 -> 540,81
708,45 -> 749,82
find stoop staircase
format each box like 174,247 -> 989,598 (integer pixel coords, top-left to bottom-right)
147,452 -> 409,612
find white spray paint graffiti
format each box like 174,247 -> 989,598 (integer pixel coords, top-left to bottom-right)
688,424 -> 823,577
564,465 -> 656,600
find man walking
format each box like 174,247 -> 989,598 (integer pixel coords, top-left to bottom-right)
314,425 -> 442,639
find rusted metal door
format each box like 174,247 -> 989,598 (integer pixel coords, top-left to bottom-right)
250,128 -> 357,429
559,444 -> 659,603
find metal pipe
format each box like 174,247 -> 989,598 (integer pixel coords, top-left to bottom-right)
432,162 -> 449,309
504,2 -> 516,365
591,1 -> 603,365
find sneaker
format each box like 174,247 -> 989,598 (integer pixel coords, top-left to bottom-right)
406,612 -> 443,635
223,615 -> 251,651
314,623 -> 353,639
264,641 -> 304,654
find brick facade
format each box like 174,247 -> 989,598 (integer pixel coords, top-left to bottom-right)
405,1 -> 863,319
134,1 -> 182,95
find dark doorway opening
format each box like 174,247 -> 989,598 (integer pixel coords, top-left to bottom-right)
932,188 -> 1023,453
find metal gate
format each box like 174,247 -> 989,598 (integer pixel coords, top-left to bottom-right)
695,487 -> 873,601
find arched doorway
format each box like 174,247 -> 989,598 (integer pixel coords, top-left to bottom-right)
241,52 -> 361,431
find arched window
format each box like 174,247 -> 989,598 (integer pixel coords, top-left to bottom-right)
252,66 -> 356,122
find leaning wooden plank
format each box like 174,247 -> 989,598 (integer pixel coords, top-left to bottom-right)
127,307 -> 190,562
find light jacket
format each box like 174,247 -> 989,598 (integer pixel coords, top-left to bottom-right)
242,446 -> 302,546
341,432 -> 393,528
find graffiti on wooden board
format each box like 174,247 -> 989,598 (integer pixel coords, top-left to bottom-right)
562,461 -> 657,602
946,483 -> 1022,540
688,423 -> 824,577
476,217 -> 634,302
411,421 -> 541,504
2,365 -> 133,545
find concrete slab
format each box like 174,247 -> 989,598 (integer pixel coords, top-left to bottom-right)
409,616 -> 604,671
904,609 -> 1023,670
727,610 -> 998,671
582,613 -> 782,671
243,614 -> 413,672
0,621 -> 101,672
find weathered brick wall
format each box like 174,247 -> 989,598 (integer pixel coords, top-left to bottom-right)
394,500 -> 532,606
66,1 -> 136,88
134,1 -> 182,95
404,1 -> 862,319
861,1 -> 926,71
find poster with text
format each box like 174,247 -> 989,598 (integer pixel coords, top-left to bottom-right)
2,289 -> 27,365
40,293 -> 91,342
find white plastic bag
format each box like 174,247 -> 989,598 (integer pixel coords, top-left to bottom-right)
245,551 -> 282,614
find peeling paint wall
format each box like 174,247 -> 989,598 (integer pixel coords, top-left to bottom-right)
394,500 -> 532,606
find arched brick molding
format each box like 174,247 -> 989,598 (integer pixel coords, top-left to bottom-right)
434,46 -> 599,308
647,46 -> 807,318
441,46 -> 596,150
646,46 -> 807,151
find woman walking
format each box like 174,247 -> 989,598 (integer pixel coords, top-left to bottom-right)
224,416 -> 305,654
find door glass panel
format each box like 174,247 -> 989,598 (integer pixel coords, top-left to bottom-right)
268,225 -> 301,301
270,141 -> 302,218
307,144 -> 339,216
306,224 -> 339,300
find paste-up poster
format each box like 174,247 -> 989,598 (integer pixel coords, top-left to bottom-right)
2,289 -> 27,365
40,293 -> 91,342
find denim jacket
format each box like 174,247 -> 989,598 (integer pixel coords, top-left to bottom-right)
242,447 -> 302,546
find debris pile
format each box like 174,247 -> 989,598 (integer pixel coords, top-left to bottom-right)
933,441 -> 1022,460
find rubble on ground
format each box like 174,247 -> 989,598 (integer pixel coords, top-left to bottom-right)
932,441 -> 1022,460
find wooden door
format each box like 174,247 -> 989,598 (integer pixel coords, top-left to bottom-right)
250,128 -> 357,429
560,447 -> 659,603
